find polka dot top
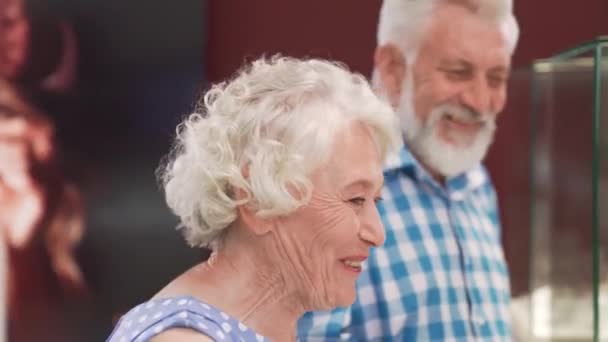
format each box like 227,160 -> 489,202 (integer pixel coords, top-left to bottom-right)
106,296 -> 269,342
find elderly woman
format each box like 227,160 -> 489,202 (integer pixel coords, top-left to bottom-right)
108,56 -> 401,342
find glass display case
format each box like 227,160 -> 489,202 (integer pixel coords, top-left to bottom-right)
519,37 -> 607,342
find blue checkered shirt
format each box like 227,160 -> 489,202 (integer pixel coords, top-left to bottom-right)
298,146 -> 511,341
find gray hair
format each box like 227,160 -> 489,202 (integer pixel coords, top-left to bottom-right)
377,0 -> 519,62
159,56 -> 401,249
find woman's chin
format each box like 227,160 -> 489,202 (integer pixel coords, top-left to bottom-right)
313,289 -> 356,311
331,288 -> 357,309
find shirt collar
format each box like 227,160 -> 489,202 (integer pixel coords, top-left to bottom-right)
383,144 -> 490,199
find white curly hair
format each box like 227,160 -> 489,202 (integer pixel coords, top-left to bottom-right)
377,0 -> 519,62
159,56 -> 402,249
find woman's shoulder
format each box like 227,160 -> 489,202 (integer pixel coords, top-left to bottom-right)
150,327 -> 214,341
107,296 -> 267,342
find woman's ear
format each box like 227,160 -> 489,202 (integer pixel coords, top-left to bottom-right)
373,43 -> 407,108
234,186 -> 271,236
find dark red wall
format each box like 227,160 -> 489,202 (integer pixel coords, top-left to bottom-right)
206,0 -> 383,81
206,0 -> 608,295
488,1 -> 607,295
207,1 -> 608,79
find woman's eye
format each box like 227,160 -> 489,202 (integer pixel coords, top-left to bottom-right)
349,197 -> 365,206
374,196 -> 383,204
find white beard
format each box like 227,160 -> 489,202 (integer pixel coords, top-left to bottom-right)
396,73 -> 496,178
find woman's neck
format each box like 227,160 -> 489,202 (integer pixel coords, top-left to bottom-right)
177,235 -> 308,342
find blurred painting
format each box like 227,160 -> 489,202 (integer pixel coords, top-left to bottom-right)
0,0 -> 204,340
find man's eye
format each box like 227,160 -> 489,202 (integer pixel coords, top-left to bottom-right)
488,76 -> 506,88
445,69 -> 469,80
374,197 -> 383,204
349,197 -> 365,206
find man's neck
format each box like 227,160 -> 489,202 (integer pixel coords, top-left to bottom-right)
408,147 -> 446,185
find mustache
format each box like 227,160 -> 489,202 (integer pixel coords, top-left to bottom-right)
429,103 -> 496,128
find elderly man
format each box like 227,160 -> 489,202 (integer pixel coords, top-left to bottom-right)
298,0 -> 519,340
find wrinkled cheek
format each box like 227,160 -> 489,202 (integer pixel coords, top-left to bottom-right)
276,234 -> 324,304
308,256 -> 338,309
307,237 -> 346,307
293,241 -> 332,308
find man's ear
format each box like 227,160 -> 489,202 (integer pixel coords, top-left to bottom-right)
374,43 -> 407,108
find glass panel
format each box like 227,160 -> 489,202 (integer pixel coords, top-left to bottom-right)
597,43 -> 608,342
529,41 -> 604,341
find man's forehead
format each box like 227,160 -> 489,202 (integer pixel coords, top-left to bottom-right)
419,7 -> 510,64
444,0 -> 483,13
